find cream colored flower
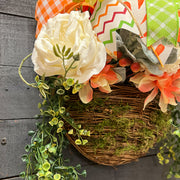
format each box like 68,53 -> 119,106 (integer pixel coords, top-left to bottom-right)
32,11 -> 106,83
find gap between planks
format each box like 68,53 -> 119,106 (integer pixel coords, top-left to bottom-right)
0,12 -> 35,20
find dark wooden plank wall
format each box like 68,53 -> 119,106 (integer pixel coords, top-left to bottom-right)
0,1 -> 177,180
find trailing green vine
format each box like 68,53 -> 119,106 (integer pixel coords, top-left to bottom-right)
19,45 -> 89,180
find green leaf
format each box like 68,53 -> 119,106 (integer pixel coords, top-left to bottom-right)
37,170 -> 45,177
174,173 -> 180,178
167,173 -> 172,179
45,171 -> 53,177
66,78 -> 74,86
56,88 -> 65,95
42,161 -> 51,171
45,143 -> 51,149
63,95 -> 70,101
42,152 -> 48,159
63,81 -> 70,90
38,103 -> 42,109
41,74 -> 45,81
68,129 -> 74,135
59,107 -> 66,114
51,117 -> 59,125
76,164 -> 81,170
25,145 -> 31,152
39,88 -> 46,99
42,83 -> 49,90
35,75 -> 39,83
62,45 -> 66,53
65,48 -> 71,56
56,44 -> 61,54
53,45 -> 61,57
75,139 -> 82,145
79,129 -> 84,135
34,114 -> 40,119
21,154 -> 28,162
81,170 -> 87,178
28,130 -> 35,136
173,129 -> 180,137
72,84 -> 82,94
48,146 -> 57,154
71,65 -> 77,69
87,131 -> 91,137
39,146 -> 46,153
82,139 -> 88,145
55,166 -> 68,170
54,174 -> 61,180
66,52 -> 73,59
57,127 -> 63,133
19,171 -> 25,178
77,124 -> 81,129
49,120 -> 54,126
58,120 -> 64,128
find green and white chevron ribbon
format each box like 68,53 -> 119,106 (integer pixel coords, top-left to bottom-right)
146,0 -> 180,47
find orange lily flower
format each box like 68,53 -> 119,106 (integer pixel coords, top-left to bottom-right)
130,69 -> 180,112
79,65 -> 121,103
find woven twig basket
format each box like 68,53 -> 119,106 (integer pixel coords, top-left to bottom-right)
66,85 -> 170,166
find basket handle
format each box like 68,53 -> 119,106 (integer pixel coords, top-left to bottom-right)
117,0 -> 143,37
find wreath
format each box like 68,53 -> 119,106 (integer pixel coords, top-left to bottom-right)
19,0 -> 180,179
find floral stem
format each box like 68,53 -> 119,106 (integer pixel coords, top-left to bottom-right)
64,60 -> 76,78
18,53 -> 37,88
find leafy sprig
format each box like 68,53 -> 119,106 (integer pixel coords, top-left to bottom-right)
157,105 -> 180,179
20,46 -> 89,180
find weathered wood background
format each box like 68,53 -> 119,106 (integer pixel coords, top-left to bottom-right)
0,1 -> 178,180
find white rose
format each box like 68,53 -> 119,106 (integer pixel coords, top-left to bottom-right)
32,11 -> 106,83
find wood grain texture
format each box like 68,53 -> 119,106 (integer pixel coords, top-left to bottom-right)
0,66 -> 41,119
0,14 -> 36,67
0,0 -> 37,18
0,119 -> 37,179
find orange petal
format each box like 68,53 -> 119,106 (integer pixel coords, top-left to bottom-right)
160,90 -> 169,104
91,78 -> 107,88
159,95 -> 168,113
139,79 -> 155,92
79,82 -> 93,104
175,94 -> 180,102
169,97 -> 177,106
143,87 -> 158,110
130,72 -> 144,84
99,84 -> 112,93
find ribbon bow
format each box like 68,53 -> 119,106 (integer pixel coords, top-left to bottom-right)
146,0 -> 180,47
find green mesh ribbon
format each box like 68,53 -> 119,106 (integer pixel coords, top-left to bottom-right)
146,0 -> 180,47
